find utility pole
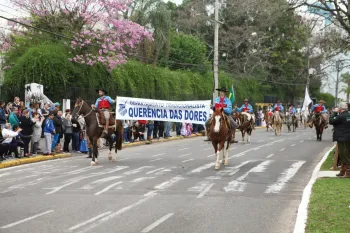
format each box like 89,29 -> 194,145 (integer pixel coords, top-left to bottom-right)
335,60 -> 340,106
212,0 -> 220,103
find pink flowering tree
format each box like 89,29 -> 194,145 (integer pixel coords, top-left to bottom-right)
5,0 -> 152,71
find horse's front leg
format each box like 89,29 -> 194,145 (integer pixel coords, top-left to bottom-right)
241,130 -> 245,144
215,141 -> 224,170
91,137 -> 99,166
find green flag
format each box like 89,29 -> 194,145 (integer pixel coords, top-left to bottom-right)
229,84 -> 235,104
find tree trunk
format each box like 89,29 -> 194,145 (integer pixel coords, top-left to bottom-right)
152,46 -> 159,67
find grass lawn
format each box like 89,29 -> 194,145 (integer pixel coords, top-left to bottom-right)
305,178 -> 350,233
320,148 -> 336,171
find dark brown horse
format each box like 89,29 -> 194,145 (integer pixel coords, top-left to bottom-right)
313,113 -> 326,141
210,108 -> 232,170
237,112 -> 253,143
72,98 -> 123,165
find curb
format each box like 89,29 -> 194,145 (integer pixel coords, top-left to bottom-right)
122,132 -> 206,149
0,153 -> 72,169
293,144 -> 336,233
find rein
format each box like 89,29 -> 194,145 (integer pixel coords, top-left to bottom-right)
75,100 -> 93,118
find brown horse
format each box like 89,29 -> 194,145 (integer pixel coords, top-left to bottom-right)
313,113 -> 326,141
72,98 -> 123,165
237,112 -> 253,143
210,108 -> 232,170
272,111 -> 283,135
264,111 -> 273,131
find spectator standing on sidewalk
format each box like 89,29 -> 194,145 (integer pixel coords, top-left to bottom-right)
146,120 -> 154,141
62,113 -> 73,153
0,101 -> 6,130
153,121 -> 160,139
9,107 -> 20,129
43,112 -> 55,155
329,102 -> 350,178
123,120 -> 129,144
71,117 -> 81,152
52,110 -> 63,152
32,112 -> 44,155
19,109 -> 34,157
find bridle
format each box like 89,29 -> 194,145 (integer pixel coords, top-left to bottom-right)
75,100 -> 93,118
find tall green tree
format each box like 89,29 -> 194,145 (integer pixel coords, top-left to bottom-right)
341,72 -> 350,102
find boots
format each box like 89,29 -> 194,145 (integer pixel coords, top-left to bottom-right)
342,165 -> 350,178
336,163 -> 345,177
147,136 -> 152,141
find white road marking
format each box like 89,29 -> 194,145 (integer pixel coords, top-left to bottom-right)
141,213 -> 174,233
178,153 -> 192,158
188,181 -> 212,192
203,148 -> 211,151
279,148 -> 285,151
2,178 -> 48,193
146,168 -> 164,174
253,148 -> 259,151
155,148 -> 166,151
45,166 -> 128,194
179,148 -> 189,151
1,210 -> 54,229
258,140 -> 264,142
291,144 -> 296,147
124,166 -> 154,175
300,140 -> 304,143
152,153 -> 166,157
119,158 -> 130,161
224,160 -> 272,192
229,147 -> 237,150
0,172 -> 11,178
232,139 -> 284,158
206,154 -> 214,158
266,154 -> 274,159
68,211 -> 112,231
205,176 -> 221,180
76,193 -> 158,233
154,176 -> 185,190
197,183 -> 215,198
182,159 -> 194,163
80,176 -> 122,190
155,169 -> 171,175
308,137 -> 311,139
188,162 -> 215,173
66,166 -> 100,175
94,181 -> 123,195
149,158 -> 163,162
265,161 -> 305,194
131,177 -> 155,183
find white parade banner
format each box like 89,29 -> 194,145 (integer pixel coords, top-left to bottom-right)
116,96 -> 211,124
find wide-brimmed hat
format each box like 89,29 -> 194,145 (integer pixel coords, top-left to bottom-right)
96,88 -> 108,94
244,98 -> 249,102
216,87 -> 228,92
319,100 -> 325,104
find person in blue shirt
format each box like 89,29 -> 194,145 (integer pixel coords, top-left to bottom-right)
43,112 -> 55,155
288,104 -> 296,115
92,88 -> 116,135
236,99 -> 255,128
309,100 -> 328,128
273,100 -> 284,112
205,87 -> 237,142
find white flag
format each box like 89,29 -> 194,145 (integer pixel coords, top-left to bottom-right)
302,87 -> 313,118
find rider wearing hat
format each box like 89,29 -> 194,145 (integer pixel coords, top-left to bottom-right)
205,87 -> 237,142
309,100 -> 328,129
236,98 -> 255,129
92,88 -> 116,135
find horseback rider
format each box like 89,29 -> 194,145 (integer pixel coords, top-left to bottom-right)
205,87 -> 237,142
296,104 -> 301,114
236,99 -> 255,129
288,104 -> 296,115
92,88 -> 116,136
271,100 -> 284,124
309,100 -> 328,129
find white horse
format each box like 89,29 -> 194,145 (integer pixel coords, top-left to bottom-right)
272,111 -> 283,135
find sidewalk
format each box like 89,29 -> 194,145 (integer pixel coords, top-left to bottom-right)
294,146 -> 350,233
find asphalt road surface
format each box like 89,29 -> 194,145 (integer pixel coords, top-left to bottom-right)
0,127 -> 333,233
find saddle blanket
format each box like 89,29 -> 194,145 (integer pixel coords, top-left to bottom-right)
242,112 -> 255,122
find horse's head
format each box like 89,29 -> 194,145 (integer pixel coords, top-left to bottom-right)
72,98 -> 89,118
212,107 -> 224,133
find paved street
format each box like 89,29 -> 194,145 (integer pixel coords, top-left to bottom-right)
0,127 -> 333,233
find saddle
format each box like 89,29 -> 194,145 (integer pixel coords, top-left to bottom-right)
96,109 -> 115,126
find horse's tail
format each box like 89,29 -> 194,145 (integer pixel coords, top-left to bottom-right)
115,120 -> 123,150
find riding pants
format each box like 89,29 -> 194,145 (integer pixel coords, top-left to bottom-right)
101,109 -> 110,120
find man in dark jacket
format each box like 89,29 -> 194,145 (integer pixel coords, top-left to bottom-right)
0,101 -> 6,129
19,109 -> 34,156
329,102 -> 350,178
52,110 -> 63,151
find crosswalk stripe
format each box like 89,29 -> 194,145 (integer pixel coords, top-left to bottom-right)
94,181 -> 123,195
80,176 -> 122,190
141,213 -> 174,233
224,160 -> 272,192
68,211 -> 112,231
265,161 -> 305,194
146,168 -> 164,174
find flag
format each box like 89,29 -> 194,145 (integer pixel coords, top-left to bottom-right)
229,84 -> 235,104
302,86 -> 313,118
